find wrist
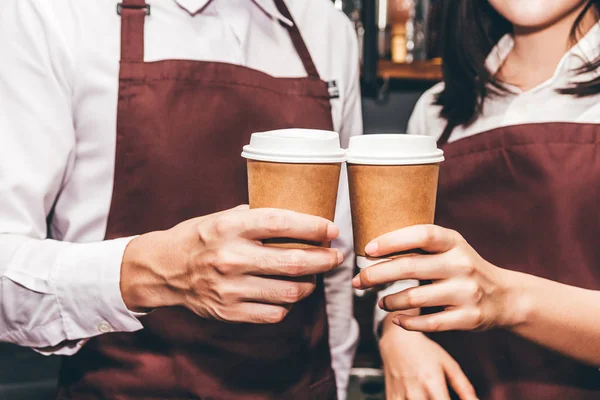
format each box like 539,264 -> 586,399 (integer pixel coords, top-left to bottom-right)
120,231 -> 182,312
495,267 -> 534,329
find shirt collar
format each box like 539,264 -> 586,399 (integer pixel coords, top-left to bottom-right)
174,0 -> 293,26
486,21 -> 600,81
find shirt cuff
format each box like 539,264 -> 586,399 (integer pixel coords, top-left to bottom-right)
373,279 -> 419,339
51,237 -> 144,342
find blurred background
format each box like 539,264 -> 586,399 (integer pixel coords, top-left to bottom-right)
0,0 -> 441,398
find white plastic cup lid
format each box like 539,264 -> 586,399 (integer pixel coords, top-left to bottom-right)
241,129 -> 346,164
346,134 -> 444,165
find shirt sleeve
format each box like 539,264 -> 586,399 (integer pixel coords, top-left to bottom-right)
324,17 -> 362,400
0,0 -> 143,355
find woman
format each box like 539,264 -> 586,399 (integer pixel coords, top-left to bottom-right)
355,0 -> 600,399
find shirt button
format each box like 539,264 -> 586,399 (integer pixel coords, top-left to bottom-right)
97,321 -> 113,333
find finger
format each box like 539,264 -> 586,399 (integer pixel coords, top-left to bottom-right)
365,225 -> 460,258
238,275 -> 317,305
393,308 -> 482,333
423,373 -> 451,400
225,302 -> 292,324
444,359 -> 477,400
245,245 -> 342,277
379,280 -> 473,312
240,208 -> 339,242
353,253 -> 455,289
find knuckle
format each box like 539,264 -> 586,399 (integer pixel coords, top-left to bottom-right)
196,221 -> 211,243
470,308 -> 486,329
405,289 -> 424,309
212,305 -> 228,322
425,316 -> 441,332
213,216 -> 241,237
454,252 -> 475,274
212,248 -> 235,274
452,230 -> 466,244
265,210 -> 289,235
217,282 -> 236,301
417,369 -> 436,383
421,224 -> 437,243
282,284 -> 302,302
265,307 -> 289,323
397,257 -> 416,278
465,281 -> 482,303
283,250 -> 306,276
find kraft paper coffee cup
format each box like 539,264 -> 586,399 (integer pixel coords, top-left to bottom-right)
242,129 -> 345,248
346,134 -> 444,269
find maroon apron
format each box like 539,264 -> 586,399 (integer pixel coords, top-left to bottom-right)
57,1 -> 337,398
428,122 -> 600,399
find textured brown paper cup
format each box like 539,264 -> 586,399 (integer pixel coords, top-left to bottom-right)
248,160 -> 341,249
348,163 -> 440,259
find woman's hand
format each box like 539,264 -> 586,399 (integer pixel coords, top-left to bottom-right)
353,225 -> 523,332
379,314 -> 478,400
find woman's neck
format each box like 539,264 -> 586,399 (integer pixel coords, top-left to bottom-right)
498,5 -> 597,91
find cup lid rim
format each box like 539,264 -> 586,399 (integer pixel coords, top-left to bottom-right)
241,129 -> 346,163
346,134 -> 444,165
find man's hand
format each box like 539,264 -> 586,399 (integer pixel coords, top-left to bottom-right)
120,206 -> 342,324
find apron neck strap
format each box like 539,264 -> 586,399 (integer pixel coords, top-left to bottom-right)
118,0 -> 322,80
273,0 -> 321,79
118,0 -> 148,62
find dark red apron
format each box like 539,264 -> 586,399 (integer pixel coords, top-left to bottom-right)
429,123 -> 600,399
57,1 -> 337,398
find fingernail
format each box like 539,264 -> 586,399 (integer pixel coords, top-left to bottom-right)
392,316 -> 401,325
337,251 -> 344,264
377,299 -> 384,309
327,223 -> 339,240
365,241 -> 378,255
352,275 -> 361,288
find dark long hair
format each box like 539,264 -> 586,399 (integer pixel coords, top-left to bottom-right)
435,0 -> 600,143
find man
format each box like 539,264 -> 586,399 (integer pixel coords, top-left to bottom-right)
0,0 -> 361,398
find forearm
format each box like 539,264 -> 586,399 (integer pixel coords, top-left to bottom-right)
503,269 -> 600,366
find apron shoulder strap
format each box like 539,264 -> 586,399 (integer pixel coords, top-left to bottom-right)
438,121 -> 455,147
118,0 -> 149,62
273,0 -> 321,79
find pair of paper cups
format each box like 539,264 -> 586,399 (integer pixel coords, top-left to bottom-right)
241,129 -> 444,268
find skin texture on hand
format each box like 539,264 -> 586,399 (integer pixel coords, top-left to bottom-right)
353,225 -> 520,332
120,205 -> 343,324
355,224 -> 600,367
380,313 -> 478,400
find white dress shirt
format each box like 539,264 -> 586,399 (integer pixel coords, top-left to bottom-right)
374,22 -> 600,331
0,0 -> 361,397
